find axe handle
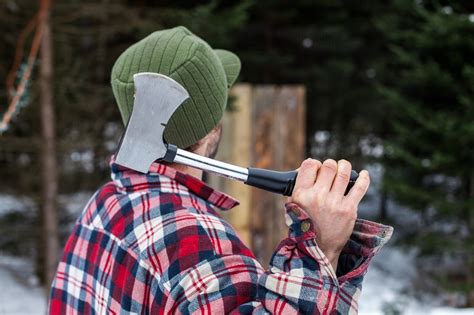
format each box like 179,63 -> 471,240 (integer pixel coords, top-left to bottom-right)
165,145 -> 359,197
246,168 -> 358,196
169,145 -> 249,181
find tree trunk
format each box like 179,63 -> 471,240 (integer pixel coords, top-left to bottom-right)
39,0 -> 59,290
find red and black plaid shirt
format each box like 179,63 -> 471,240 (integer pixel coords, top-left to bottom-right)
49,158 -> 392,314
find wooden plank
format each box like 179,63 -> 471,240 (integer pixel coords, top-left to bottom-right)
250,86 -> 278,263
207,84 -> 306,265
250,85 -> 306,265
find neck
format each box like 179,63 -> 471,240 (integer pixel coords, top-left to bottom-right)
169,140 -> 209,180
171,162 -> 203,180
174,141 -> 210,179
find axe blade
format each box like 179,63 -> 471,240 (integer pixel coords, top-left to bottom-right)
115,73 -> 189,173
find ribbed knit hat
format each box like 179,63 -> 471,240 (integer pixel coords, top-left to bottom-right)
111,26 -> 241,148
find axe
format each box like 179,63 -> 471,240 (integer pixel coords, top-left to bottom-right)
116,73 -> 358,196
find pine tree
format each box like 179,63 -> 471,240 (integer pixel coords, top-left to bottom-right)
231,0 -> 391,164
377,0 -> 474,305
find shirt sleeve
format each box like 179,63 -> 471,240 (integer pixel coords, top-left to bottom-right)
151,204 -> 393,314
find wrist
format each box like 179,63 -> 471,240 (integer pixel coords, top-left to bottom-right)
314,237 -> 342,271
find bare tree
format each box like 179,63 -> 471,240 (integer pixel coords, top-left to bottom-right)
39,0 -> 59,290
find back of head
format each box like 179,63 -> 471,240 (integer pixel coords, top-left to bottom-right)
111,26 -> 241,149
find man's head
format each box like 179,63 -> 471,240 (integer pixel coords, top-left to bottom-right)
110,26 -> 241,153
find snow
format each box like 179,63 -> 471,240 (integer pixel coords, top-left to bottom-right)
0,194 -> 35,216
0,192 -> 91,217
0,254 -> 46,315
356,163 -> 474,314
58,192 -> 93,216
359,246 -> 474,314
359,247 -> 417,313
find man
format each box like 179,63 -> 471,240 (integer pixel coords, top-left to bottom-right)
49,26 -> 392,314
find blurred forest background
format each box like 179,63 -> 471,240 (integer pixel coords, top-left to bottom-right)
0,0 -> 473,313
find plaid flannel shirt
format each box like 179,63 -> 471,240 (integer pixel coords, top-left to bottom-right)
49,158 -> 393,314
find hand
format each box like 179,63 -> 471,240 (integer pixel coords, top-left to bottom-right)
289,159 -> 370,270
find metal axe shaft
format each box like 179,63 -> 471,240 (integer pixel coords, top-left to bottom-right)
163,145 -> 358,196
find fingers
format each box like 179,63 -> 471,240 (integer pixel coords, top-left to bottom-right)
313,159 -> 338,194
294,159 -> 322,190
344,170 -> 370,206
330,160 -> 352,196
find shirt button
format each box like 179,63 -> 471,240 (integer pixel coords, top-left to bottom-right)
301,221 -> 311,232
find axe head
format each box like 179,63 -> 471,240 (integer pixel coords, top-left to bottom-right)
115,73 -> 189,173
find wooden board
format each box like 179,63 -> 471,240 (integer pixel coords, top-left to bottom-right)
207,84 -> 306,265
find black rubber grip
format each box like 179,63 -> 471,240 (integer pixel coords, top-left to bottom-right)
346,170 -> 359,195
246,168 -> 298,196
245,168 -> 359,196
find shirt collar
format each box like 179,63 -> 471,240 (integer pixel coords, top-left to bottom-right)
110,156 -> 239,211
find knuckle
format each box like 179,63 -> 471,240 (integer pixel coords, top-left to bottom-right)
323,159 -> 337,171
338,205 -> 349,213
362,175 -> 371,186
355,185 -> 368,195
329,198 -> 340,211
302,158 -> 321,169
337,172 -> 350,181
292,188 -> 304,201
301,158 -> 312,166
315,193 -> 326,206
342,205 -> 357,215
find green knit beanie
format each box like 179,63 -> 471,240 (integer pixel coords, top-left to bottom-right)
111,26 -> 241,148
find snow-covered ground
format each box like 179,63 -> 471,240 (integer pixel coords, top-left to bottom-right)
0,255 -> 46,315
359,246 -> 474,314
0,193 -> 91,315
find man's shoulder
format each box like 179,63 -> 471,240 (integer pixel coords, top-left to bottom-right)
76,182 -> 254,273
78,182 -> 190,237
128,202 -> 255,280
77,181 -> 121,227
124,197 -> 249,260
